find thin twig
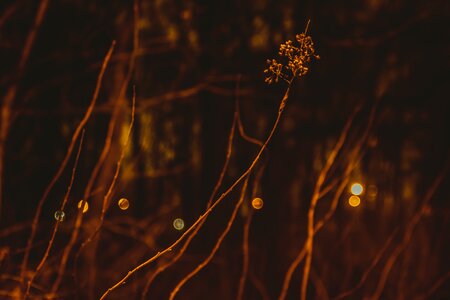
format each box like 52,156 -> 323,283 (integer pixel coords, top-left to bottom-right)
237,207 -> 253,300
0,0 -> 49,223
141,109 -> 237,298
237,156 -> 265,300
24,130 -> 84,298
141,73 -> 262,298
64,2 -> 140,294
73,86 -> 136,285
0,1 -> 22,28
300,107 -> 360,300
310,266 -> 329,300
19,41 -> 115,284
250,271 -> 271,300
333,228 -> 399,299
369,162 -> 449,300
168,177 -> 250,300
235,75 -> 264,147
101,83 -> 293,300
416,271 -> 450,300
1,274 -> 46,294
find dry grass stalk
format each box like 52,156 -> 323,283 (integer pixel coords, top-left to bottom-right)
369,162 -> 448,300
237,152 -> 265,300
73,87 -> 136,288
333,228 -> 399,299
24,131 -> 85,298
141,109 -> 237,298
168,177 -> 250,299
300,107 -> 359,300
0,0 -> 50,222
19,41 -> 116,286
100,21 -> 318,299
100,69 -> 294,300
141,73 -> 262,299
61,2 -> 140,295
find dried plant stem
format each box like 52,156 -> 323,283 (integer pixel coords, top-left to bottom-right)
0,2 -> 21,28
300,107 -> 359,300
141,110 -> 237,298
300,102 -> 377,300
237,209 -> 253,300
250,271 -> 271,300
169,177 -> 250,300
278,176 -> 348,300
50,208 -> 83,294
278,106 -> 360,300
1,274 -> 47,295
418,271 -> 450,300
24,131 -> 84,299
54,2 -> 140,294
310,267 -> 329,300
83,0 -> 139,203
0,0 -> 49,221
369,163 -> 448,300
332,227 -> 398,300
141,72 -> 263,299
0,222 -> 30,238
19,41 -> 115,284
237,154 -> 265,300
235,76 -> 264,147
73,88 -> 136,280
100,84 -> 293,300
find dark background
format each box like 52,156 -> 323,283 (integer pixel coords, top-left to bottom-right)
0,0 -> 449,299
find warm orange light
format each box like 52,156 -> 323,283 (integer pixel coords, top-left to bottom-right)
350,183 -> 364,196
118,198 -> 129,210
252,198 -> 264,210
348,195 -> 361,207
77,200 -> 89,213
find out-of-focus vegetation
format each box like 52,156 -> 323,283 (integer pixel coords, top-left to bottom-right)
0,0 -> 449,299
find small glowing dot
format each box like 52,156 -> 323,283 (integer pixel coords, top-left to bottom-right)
173,218 -> 185,230
348,195 -> 361,207
350,183 -> 364,196
251,198 -> 264,210
118,198 -> 129,210
54,210 -> 65,222
77,200 -> 89,213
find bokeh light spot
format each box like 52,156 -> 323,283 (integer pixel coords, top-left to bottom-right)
77,200 -> 89,213
348,195 -> 361,207
118,198 -> 129,210
54,210 -> 65,222
252,198 -> 264,210
350,183 -> 364,196
173,218 -> 185,230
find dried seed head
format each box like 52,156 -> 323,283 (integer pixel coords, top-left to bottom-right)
264,22 -> 319,84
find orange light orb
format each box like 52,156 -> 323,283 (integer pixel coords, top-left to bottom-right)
348,195 -> 361,207
251,198 -> 264,210
118,198 -> 129,210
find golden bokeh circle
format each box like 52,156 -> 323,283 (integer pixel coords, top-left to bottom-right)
251,198 -> 264,210
348,195 -> 361,207
118,198 -> 130,210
